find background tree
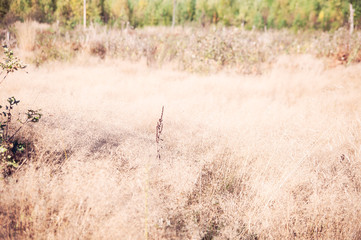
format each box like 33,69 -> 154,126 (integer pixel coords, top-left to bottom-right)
0,0 -> 360,29
0,0 -> 11,22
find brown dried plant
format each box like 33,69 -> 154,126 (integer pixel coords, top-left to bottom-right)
156,106 -> 164,160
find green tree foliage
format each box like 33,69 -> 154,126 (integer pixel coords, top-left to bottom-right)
1,0 -> 361,30
176,0 -> 196,24
351,0 -> 361,28
56,0 -> 102,27
6,0 -> 56,23
0,0 -> 11,21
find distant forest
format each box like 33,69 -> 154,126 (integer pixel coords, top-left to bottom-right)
1,0 -> 361,30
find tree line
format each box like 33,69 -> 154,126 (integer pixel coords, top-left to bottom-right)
1,0 -> 360,30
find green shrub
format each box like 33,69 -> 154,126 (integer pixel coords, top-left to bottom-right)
0,45 -> 41,177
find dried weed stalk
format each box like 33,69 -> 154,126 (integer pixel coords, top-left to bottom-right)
156,106 -> 164,160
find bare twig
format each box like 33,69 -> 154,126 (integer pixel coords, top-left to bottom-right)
0,72 -> 9,85
14,158 -> 28,173
156,106 -> 164,160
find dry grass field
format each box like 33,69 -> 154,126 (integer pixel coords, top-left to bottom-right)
1,22 -> 361,239
1,54 -> 361,239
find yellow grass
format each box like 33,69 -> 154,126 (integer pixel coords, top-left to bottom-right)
1,54 -> 361,239
14,20 -> 49,51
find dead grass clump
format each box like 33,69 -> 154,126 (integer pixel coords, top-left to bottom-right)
183,158 -> 254,239
71,41 -> 82,52
14,20 -> 49,52
89,41 -> 107,59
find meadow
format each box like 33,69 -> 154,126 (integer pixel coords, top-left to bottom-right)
0,22 -> 361,239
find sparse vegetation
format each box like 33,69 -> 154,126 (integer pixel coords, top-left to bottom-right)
2,21 -> 361,73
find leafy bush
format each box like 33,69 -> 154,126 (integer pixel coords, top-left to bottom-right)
0,45 -> 41,177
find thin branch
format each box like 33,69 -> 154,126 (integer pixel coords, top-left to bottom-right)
0,72 -> 9,85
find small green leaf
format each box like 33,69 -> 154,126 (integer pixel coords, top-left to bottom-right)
7,161 -> 18,168
0,146 -> 7,153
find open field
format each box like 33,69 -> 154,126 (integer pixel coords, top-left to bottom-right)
1,51 -> 361,239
